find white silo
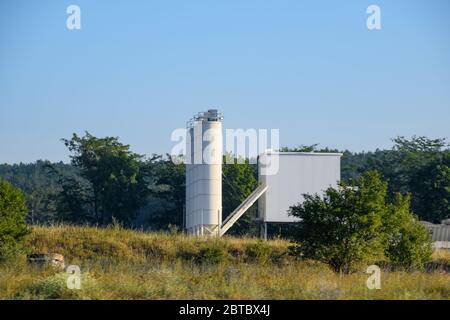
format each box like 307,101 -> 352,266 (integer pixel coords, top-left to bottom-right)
185,123 -> 194,232
185,110 -> 223,236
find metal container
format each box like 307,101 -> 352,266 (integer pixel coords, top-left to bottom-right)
185,110 -> 223,236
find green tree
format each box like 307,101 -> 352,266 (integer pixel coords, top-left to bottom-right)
280,144 -> 320,153
289,171 -> 432,273
62,132 -> 152,225
383,136 -> 447,195
409,153 -> 450,223
54,174 -> 95,223
0,180 -> 29,261
289,171 -> 387,273
0,160 -> 74,223
383,194 -> 433,270
146,154 -> 185,230
222,154 -> 258,236
336,136 -> 449,223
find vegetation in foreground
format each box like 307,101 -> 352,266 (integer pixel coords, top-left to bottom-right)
0,180 -> 29,262
289,171 -> 433,274
0,225 -> 448,300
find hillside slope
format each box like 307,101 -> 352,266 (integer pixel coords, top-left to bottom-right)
0,225 -> 449,300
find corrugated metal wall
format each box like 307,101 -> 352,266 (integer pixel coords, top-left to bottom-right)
422,222 -> 450,249
424,223 -> 450,242
258,152 -> 342,223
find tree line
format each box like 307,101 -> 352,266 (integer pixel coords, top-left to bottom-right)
0,133 -> 448,235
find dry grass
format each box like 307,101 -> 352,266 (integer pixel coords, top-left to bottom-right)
432,249 -> 450,263
0,225 -> 448,300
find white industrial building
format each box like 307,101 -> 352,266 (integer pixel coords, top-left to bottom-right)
184,109 -> 342,238
258,152 -> 341,237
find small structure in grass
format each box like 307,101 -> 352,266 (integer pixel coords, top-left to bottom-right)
27,253 -> 65,269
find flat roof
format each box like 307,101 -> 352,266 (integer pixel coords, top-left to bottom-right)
260,151 -> 343,157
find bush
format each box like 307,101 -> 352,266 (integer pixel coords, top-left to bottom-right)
195,243 -> 227,265
18,272 -> 96,299
288,171 -> 433,274
0,180 -> 29,261
245,241 -> 271,264
289,172 -> 387,273
384,194 -> 433,270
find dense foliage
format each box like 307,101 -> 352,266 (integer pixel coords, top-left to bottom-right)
57,133 -> 153,226
0,161 -> 76,223
222,154 -> 258,235
289,171 -> 432,273
0,180 -> 29,261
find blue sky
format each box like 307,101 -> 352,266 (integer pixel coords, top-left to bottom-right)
1,0 -> 449,163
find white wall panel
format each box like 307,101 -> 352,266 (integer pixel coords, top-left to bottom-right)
258,153 -> 341,223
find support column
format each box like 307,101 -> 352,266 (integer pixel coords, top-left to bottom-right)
264,222 -> 268,240
259,221 -> 268,240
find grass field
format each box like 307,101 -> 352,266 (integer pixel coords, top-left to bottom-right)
0,225 -> 449,300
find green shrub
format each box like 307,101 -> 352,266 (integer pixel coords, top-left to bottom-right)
288,172 -> 387,273
195,243 -> 227,265
245,241 -> 271,264
288,171 -> 433,273
0,180 -> 29,261
23,273 -> 75,299
18,272 -> 96,299
384,194 -> 433,270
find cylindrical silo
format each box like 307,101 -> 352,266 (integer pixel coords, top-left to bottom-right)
185,109 -> 222,236
185,125 -> 194,233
